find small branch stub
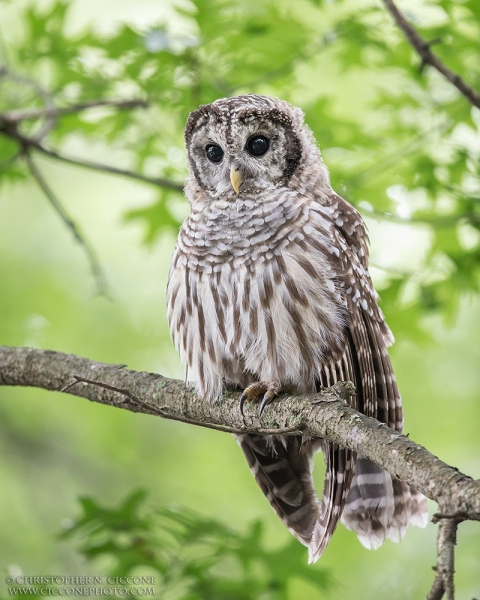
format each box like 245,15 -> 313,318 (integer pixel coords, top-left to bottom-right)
0,345 -> 479,518
427,518 -> 458,600
382,0 -> 480,110
0,344 -> 479,599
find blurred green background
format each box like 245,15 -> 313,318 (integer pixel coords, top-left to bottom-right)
0,0 -> 479,598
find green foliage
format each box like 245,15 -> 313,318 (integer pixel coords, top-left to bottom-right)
1,0 -> 479,338
1,2 -> 480,598
58,490 -> 330,599
125,191 -> 181,243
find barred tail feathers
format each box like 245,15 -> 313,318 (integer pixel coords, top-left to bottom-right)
235,433 -> 357,563
338,308 -> 429,548
309,443 -> 356,563
235,434 -> 321,547
341,457 -> 428,548
234,433 -> 427,560
389,478 -> 429,538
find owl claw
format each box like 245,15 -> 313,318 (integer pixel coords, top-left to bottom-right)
259,390 -> 276,416
239,381 -> 281,416
239,392 -> 248,417
239,385 -> 264,416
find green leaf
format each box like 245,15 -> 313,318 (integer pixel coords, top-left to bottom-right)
124,192 -> 182,243
59,490 -> 331,599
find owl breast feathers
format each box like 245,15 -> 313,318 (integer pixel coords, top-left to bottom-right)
167,94 -> 428,562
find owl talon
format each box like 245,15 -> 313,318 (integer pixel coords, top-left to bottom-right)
259,390 -> 276,416
239,384 -> 266,416
239,392 -> 248,417
239,381 -> 281,416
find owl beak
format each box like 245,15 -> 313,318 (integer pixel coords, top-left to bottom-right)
230,165 -> 244,193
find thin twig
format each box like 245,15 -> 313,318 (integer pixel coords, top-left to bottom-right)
64,375 -> 304,437
0,66 -> 58,140
426,518 -> 458,600
36,143 -> 184,192
24,153 -> 109,297
2,346 -> 480,522
382,0 -> 480,110
369,261 -> 414,278
0,124 -> 184,192
1,99 -> 148,124
361,207 -> 473,228
432,511 -> 480,523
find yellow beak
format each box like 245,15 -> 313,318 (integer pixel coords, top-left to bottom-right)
230,166 -> 244,193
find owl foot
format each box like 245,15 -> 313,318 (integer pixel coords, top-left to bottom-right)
239,381 -> 281,417
311,381 -> 356,404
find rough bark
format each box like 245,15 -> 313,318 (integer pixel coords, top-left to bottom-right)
427,519 -> 458,600
1,345 -> 479,519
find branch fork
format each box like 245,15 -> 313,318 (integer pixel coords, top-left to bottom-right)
0,345 -> 478,599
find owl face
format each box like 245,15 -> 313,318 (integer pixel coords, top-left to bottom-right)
185,95 -> 305,199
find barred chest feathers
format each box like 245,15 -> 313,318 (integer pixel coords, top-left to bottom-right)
168,94 -> 428,564
167,189 -> 346,401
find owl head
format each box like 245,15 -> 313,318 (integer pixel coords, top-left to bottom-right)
184,94 -> 330,201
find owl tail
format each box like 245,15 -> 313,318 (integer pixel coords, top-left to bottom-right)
236,434 -> 428,562
308,442 -> 357,563
235,433 -> 356,562
340,457 -> 429,549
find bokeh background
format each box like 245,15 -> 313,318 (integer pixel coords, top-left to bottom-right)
0,0 -> 479,598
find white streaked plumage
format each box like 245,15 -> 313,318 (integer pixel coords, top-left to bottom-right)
167,94 -> 428,562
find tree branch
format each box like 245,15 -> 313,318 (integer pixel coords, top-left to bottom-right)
0,66 -> 58,141
362,207 -> 478,228
0,345 -> 479,521
1,345 -> 479,596
427,518 -> 458,600
0,99 -> 149,124
61,374 -> 305,436
35,143 -> 185,192
382,0 -> 480,110
24,153 -> 109,297
0,117 -> 184,192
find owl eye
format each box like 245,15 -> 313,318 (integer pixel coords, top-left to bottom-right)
247,135 -> 270,157
205,144 -> 224,163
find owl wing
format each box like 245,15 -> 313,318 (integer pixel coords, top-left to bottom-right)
323,193 -> 401,426
235,195 -> 389,561
236,193 -> 426,562
312,193 -> 427,554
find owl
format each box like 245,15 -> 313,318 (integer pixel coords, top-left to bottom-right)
167,94 -> 428,562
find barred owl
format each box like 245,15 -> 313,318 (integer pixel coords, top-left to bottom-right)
167,94 -> 428,562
